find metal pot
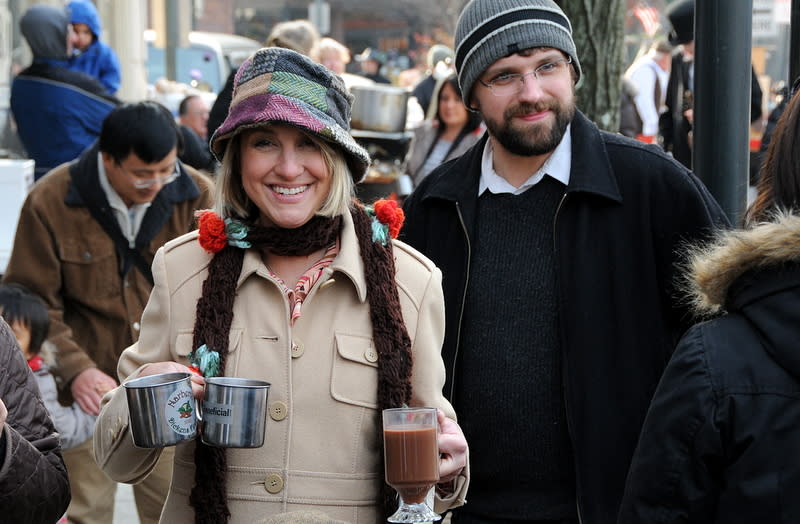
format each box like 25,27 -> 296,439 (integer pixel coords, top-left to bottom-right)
349,85 -> 410,133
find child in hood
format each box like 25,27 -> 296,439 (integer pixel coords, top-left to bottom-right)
67,0 -> 121,94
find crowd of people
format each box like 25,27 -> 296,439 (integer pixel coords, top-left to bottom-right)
621,0 -> 764,178
3,0 -> 799,523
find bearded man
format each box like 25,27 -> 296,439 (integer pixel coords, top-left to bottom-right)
400,1 -> 729,523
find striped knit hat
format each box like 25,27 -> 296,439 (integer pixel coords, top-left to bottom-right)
454,0 -> 582,105
210,47 -> 371,183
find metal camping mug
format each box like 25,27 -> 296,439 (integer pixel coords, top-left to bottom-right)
124,372 -> 198,448
200,377 -> 270,448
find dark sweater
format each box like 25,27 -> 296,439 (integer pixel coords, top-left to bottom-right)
455,177 -> 577,521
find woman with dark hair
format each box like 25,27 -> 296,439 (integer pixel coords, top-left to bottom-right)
405,74 -> 484,186
746,76 -> 800,225
94,47 -> 468,524
619,85 -> 800,523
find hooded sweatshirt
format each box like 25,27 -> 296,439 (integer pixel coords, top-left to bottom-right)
20,4 -> 70,61
66,0 -> 121,94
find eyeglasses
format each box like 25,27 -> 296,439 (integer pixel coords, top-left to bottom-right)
479,57 -> 573,97
118,162 -> 180,189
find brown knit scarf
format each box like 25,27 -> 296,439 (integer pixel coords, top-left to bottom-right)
189,203 -> 413,523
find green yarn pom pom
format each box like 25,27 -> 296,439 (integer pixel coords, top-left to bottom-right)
188,344 -> 221,378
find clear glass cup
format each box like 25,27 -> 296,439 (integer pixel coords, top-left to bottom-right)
382,407 -> 441,523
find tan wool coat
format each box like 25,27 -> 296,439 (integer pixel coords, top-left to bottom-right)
95,210 -> 469,523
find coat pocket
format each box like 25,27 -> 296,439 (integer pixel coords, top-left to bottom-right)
59,237 -> 117,298
331,332 -> 379,409
174,329 -> 242,371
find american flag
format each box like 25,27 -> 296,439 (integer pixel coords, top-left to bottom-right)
633,5 -> 661,37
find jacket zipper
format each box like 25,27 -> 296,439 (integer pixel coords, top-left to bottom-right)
450,201 -> 472,401
553,191 -> 584,524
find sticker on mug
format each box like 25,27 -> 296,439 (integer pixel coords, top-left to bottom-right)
203,401 -> 234,424
165,386 -> 196,435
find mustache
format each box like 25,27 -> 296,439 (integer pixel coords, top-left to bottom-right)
505,101 -> 558,119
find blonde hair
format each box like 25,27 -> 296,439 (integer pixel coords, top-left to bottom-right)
311,37 -> 351,65
214,127 -> 355,221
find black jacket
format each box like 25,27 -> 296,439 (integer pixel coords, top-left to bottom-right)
619,215 -> 800,523
0,318 -> 71,522
660,53 -> 763,173
179,125 -> 216,173
207,69 -> 235,143
401,111 -> 728,523
660,52 -> 693,169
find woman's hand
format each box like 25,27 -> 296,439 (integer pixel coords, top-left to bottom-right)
437,409 -> 468,485
138,362 -> 205,399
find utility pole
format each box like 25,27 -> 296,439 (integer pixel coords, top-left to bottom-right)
165,0 -> 179,82
693,0 -> 753,225
309,0 -> 331,36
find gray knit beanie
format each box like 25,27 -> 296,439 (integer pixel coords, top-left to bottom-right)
454,0 -> 582,105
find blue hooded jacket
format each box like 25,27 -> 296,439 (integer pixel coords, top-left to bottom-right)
67,0 -> 121,94
11,5 -> 118,179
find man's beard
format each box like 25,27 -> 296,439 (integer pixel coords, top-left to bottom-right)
483,97 -> 575,156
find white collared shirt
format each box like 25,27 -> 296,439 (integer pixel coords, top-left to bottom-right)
97,152 -> 152,248
479,124 -> 572,195
625,55 -> 670,136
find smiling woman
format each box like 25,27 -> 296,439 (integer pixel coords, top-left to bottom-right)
93,47 -> 470,524
237,125 -> 334,230
404,74 -> 484,186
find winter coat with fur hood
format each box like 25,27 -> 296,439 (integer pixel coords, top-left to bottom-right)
619,214 -> 800,524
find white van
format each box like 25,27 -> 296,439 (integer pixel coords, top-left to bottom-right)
144,30 -> 261,113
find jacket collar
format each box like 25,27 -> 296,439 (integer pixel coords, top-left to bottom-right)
66,143 -> 202,256
420,110 -> 622,205
65,143 -> 202,209
237,210 -> 368,302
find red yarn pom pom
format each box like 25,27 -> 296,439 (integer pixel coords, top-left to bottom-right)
196,210 -> 228,253
373,199 -> 405,239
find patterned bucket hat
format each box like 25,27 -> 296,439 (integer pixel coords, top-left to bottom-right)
210,47 -> 371,183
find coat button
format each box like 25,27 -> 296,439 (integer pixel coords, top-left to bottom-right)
269,401 -> 288,421
364,347 -> 378,363
132,322 -> 141,331
264,473 -> 284,494
82,252 -> 92,261
291,340 -> 304,358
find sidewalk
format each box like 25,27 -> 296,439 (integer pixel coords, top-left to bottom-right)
113,483 -> 139,524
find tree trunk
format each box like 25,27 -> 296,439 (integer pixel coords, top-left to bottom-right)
557,0 -> 626,131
